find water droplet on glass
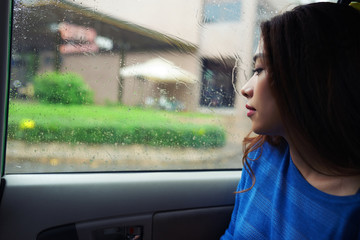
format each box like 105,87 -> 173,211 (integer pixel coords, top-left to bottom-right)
13,80 -> 22,88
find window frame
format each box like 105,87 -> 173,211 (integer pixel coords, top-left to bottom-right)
2,0 -> 245,175
0,0 -> 12,177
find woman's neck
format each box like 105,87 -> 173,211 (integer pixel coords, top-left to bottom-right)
287,140 -> 360,197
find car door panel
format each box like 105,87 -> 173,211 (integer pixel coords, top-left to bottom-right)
152,206 -> 233,240
0,171 -> 240,239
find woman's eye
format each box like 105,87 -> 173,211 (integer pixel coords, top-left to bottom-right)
252,68 -> 264,75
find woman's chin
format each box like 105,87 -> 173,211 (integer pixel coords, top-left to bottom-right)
251,124 -> 283,136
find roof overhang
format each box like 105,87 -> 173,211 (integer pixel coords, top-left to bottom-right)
13,0 -> 197,53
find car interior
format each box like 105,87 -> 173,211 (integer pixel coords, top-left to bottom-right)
0,0 -> 346,239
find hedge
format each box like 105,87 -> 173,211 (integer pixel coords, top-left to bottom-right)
7,102 -> 226,148
8,123 -> 225,148
34,71 -> 94,105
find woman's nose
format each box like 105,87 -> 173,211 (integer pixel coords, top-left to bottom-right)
240,80 -> 253,99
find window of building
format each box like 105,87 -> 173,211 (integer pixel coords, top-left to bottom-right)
200,59 -> 237,108
203,1 -> 242,23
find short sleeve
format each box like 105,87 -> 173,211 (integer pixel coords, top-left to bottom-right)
220,162 -> 255,239
220,147 -> 261,240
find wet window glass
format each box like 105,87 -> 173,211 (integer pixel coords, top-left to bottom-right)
6,0 -> 334,173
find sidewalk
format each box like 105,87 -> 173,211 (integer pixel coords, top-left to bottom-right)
5,140 -> 243,173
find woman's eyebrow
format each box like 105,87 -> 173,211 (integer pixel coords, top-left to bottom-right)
253,53 -> 265,63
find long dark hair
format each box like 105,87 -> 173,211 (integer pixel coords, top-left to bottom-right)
242,2 -> 360,192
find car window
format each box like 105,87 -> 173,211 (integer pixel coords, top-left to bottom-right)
5,0 -> 334,173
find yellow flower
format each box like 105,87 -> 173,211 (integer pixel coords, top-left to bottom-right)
19,119 -> 35,129
198,128 -> 206,136
49,158 -> 59,166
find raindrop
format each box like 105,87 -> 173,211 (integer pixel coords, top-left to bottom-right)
13,80 -> 22,88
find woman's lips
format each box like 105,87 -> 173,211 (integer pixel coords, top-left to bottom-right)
246,104 -> 256,117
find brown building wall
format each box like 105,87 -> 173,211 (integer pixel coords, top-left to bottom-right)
37,51 -> 201,110
61,53 -> 121,104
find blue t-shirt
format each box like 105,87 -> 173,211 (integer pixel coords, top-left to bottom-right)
221,142 -> 360,240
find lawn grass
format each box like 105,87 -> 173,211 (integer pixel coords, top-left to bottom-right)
7,101 -> 226,148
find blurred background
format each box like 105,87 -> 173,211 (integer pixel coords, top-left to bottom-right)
6,0 -> 335,173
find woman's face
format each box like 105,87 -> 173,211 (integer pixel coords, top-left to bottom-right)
240,51 -> 284,136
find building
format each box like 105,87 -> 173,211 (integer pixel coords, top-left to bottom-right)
12,0 -> 298,111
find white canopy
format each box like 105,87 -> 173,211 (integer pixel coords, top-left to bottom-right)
120,58 -> 197,84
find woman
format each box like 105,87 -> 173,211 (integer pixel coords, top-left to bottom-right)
221,2 -> 360,239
